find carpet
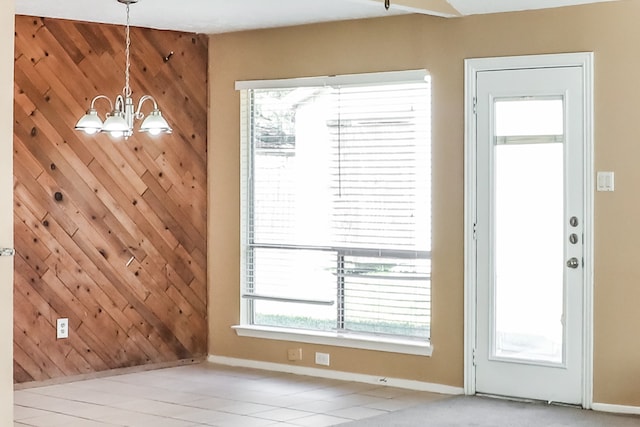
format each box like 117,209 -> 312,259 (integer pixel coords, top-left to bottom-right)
343,396 -> 640,426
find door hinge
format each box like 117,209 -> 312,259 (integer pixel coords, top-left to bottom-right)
472,348 -> 477,366
473,97 -> 477,114
473,222 -> 478,240
0,248 -> 15,257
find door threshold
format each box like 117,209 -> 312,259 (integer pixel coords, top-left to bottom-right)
476,393 -> 582,409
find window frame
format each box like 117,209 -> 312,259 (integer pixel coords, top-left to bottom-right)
236,70 -> 433,357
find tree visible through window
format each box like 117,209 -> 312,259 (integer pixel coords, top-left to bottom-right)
240,71 -> 431,343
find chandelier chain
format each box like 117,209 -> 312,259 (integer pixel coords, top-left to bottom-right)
124,3 -> 132,97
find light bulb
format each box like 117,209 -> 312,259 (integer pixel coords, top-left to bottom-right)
149,128 -> 162,136
84,128 -> 99,135
110,131 -> 124,138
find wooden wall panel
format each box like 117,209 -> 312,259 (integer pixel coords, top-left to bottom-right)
13,15 -> 208,384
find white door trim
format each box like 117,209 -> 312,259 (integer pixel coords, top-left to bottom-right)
0,2 -> 15,423
463,52 -> 594,408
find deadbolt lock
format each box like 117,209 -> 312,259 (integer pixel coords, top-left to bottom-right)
566,257 -> 580,269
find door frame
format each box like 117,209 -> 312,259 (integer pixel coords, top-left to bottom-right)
463,52 -> 594,408
0,1 -> 15,423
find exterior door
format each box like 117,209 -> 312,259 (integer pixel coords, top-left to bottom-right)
473,63 -> 588,404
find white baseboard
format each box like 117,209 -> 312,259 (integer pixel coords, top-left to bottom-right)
592,402 -> 640,415
207,355 -> 464,395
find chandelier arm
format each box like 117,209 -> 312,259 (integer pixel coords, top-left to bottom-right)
135,95 -> 159,119
89,95 -> 114,111
113,95 -> 126,115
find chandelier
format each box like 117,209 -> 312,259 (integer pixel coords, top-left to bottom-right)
75,0 -> 172,138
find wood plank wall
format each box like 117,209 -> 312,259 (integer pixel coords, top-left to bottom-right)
12,15 -> 209,383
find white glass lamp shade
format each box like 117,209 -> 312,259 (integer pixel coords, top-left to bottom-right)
139,109 -> 172,135
102,111 -> 130,138
75,109 -> 103,135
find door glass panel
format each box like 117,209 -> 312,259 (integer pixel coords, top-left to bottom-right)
496,99 -> 563,136
493,98 -> 564,364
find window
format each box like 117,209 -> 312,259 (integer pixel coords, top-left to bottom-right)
237,70 -> 431,354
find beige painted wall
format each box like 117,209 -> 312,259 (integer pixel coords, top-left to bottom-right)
1,0 -> 14,423
209,0 -> 640,406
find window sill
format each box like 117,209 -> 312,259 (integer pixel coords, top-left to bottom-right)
232,325 -> 433,357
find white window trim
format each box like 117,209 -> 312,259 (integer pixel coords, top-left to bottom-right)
232,325 -> 433,357
235,69 -> 429,90
237,69 -> 432,357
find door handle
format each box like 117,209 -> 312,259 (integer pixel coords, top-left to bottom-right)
566,257 -> 579,269
0,248 -> 15,257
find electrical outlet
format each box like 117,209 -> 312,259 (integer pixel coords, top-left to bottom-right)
315,352 -> 330,366
287,348 -> 302,361
56,318 -> 69,339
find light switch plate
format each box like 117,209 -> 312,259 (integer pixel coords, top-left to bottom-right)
597,171 -> 614,192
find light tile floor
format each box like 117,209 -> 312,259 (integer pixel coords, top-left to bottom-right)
14,363 -> 448,427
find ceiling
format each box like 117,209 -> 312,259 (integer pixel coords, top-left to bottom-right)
15,0 -> 619,34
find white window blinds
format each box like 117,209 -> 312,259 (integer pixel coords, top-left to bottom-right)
239,70 -> 431,342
